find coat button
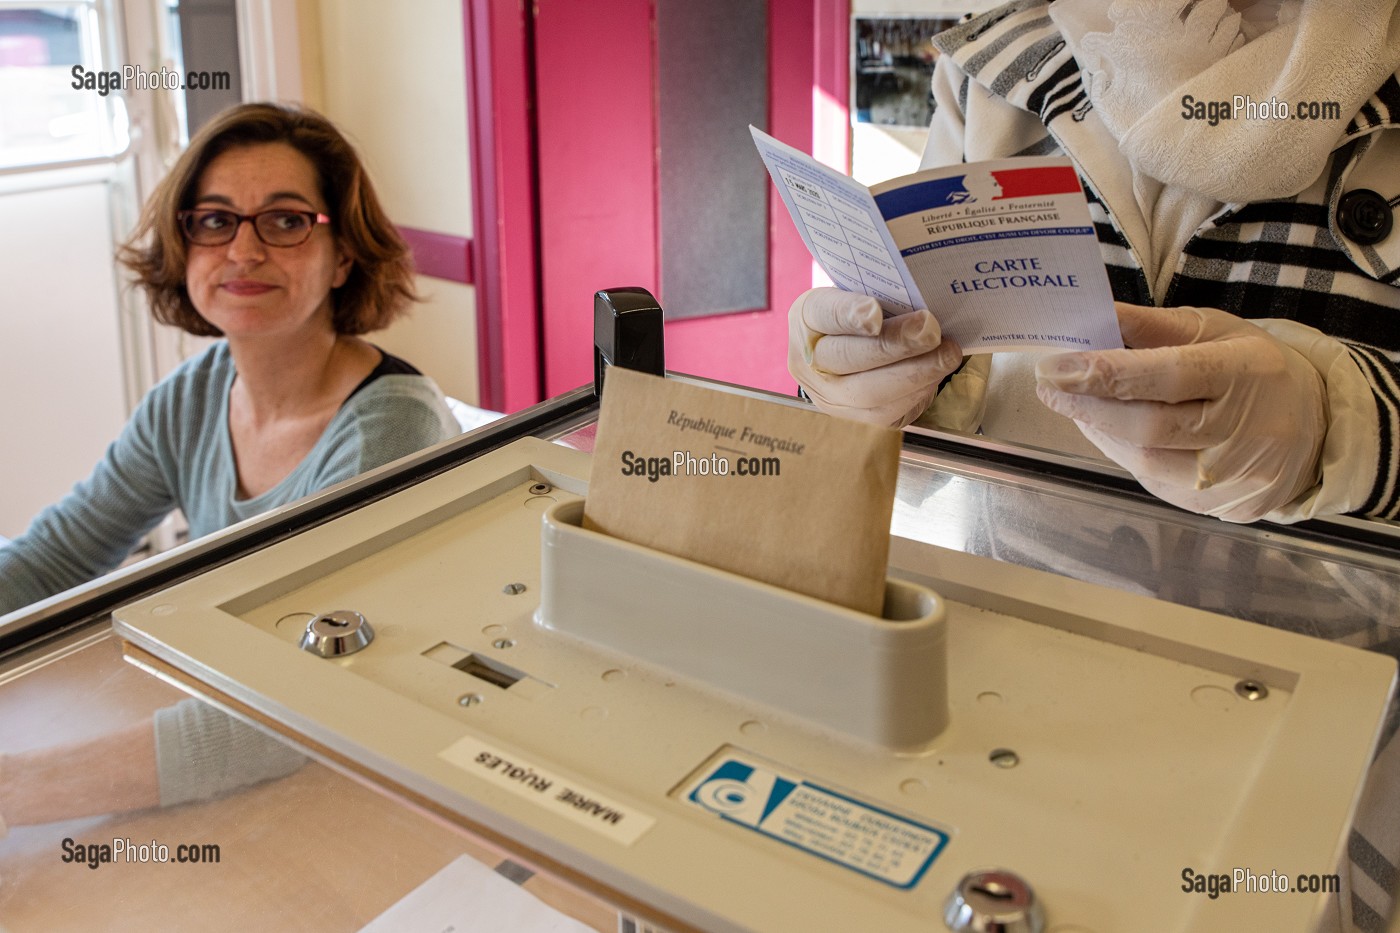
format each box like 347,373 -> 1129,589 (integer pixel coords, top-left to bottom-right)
1337,188 -> 1394,245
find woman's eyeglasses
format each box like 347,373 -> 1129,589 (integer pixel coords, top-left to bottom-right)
177,209 -> 332,248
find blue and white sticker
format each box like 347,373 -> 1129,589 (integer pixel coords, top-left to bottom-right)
683,755 -> 948,889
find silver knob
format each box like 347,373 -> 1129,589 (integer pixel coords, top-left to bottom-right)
299,610 -> 375,658
944,869 -> 1044,933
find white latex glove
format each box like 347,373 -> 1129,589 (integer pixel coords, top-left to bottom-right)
788,288 -> 963,427
1034,302 -> 1326,523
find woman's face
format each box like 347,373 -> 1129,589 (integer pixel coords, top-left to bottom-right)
183,142 -> 351,343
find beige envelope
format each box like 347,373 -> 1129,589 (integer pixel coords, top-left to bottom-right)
583,368 -> 901,616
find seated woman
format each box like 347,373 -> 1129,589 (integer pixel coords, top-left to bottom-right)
0,103 -> 461,833
0,102 -> 460,616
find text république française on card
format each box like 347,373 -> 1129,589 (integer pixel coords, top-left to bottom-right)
751,126 -> 1122,354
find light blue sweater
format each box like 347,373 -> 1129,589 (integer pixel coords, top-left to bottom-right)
0,341 -> 459,615
2,342 -> 459,809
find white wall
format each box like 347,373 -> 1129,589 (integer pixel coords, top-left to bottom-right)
0,173 -> 131,539
301,0 -> 482,406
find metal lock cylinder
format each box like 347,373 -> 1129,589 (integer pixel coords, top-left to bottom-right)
943,869 -> 1044,933
299,609 -> 375,658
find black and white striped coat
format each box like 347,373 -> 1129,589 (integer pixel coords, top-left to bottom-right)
925,0 -> 1400,521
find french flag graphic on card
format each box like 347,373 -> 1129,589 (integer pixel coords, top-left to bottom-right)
751,125 -> 1122,354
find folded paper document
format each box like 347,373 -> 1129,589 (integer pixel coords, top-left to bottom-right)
584,368 -> 900,616
752,126 -> 1122,354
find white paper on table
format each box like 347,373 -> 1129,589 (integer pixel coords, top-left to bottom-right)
751,126 -> 1123,354
357,855 -> 596,933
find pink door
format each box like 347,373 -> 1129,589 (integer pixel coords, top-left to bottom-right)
467,0 -> 849,409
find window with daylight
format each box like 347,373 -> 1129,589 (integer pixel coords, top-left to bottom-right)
0,2 -> 129,169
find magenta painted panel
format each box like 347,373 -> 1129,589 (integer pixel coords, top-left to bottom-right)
534,0 -> 659,399
532,0 -> 851,397
465,0 -> 541,412
398,226 -> 473,284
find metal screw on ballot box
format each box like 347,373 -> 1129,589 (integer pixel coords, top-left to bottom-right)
299,610 -> 375,658
943,869 -> 1045,933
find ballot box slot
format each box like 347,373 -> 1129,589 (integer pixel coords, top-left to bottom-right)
423,640 -> 536,691
455,654 -> 522,689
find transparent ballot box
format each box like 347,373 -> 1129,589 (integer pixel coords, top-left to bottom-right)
2,372 -> 1398,933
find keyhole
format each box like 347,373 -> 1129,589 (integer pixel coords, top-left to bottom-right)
970,882 -> 1016,902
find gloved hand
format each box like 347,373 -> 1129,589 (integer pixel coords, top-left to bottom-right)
1034,302 -> 1326,523
788,287 -> 963,427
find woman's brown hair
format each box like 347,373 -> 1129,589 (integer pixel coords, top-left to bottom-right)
118,102 -> 417,336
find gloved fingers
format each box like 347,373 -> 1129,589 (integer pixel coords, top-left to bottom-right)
808,378 -> 942,428
1036,384 -> 1239,448
1035,333 -> 1283,404
787,287 -> 965,428
797,344 -> 963,427
1113,302 -> 1210,350
1075,424 -> 1204,491
1036,346 -> 1204,403
793,287 -> 884,338
1049,301 -> 1330,524
815,343 -> 961,405
810,310 -> 948,374
1078,425 -> 1292,524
